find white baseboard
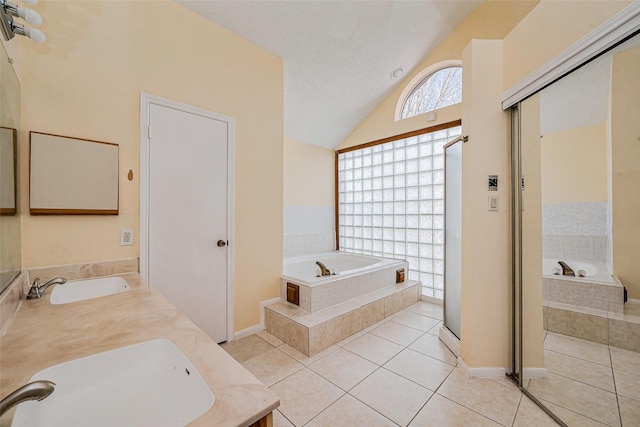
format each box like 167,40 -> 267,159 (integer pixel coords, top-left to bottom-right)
523,368 -> 548,379
233,324 -> 264,340
438,325 -> 460,357
233,296 -> 282,341
458,358 -> 507,378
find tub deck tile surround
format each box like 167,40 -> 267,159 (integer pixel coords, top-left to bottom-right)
544,300 -> 640,353
0,271 -> 278,427
266,281 -> 420,356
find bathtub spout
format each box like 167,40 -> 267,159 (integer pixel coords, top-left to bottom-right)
558,261 -> 575,276
316,261 -> 332,276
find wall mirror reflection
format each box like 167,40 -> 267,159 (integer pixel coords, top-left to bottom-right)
0,41 -> 21,294
515,33 -> 640,426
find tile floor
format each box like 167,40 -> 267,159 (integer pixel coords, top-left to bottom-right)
526,330 -> 640,427
222,301 -> 568,426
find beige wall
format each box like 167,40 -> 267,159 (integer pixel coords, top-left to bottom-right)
460,39 -> 511,369
521,94 -> 544,370
337,0 -> 538,151
284,138 -> 334,207
18,0 -> 283,332
540,122 -> 608,204
503,0 -> 632,90
611,46 -> 640,298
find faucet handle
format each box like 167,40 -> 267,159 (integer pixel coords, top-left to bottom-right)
32,277 -> 41,287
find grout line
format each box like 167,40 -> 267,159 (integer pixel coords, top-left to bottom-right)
511,393 -> 524,427
609,343 -> 624,427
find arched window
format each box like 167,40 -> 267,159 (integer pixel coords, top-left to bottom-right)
399,65 -> 462,120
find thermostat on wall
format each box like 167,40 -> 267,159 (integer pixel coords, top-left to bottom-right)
488,175 -> 498,191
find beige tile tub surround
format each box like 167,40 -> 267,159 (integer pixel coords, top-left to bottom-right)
266,281 -> 420,356
0,273 -> 278,427
544,301 -> 640,353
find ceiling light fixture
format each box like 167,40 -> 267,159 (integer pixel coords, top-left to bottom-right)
390,67 -> 404,79
0,0 -> 46,43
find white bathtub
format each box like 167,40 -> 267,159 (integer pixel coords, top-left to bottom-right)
281,251 -> 407,312
542,258 -> 615,284
542,258 -> 624,313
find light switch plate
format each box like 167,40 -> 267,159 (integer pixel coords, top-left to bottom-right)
120,229 -> 134,246
488,195 -> 499,211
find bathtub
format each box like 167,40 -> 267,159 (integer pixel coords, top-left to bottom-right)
542,258 -> 624,313
281,251 -> 407,312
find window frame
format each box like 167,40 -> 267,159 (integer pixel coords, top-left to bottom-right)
394,60 -> 463,121
334,119 -> 462,298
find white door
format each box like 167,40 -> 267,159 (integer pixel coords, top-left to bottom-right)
147,102 -> 229,343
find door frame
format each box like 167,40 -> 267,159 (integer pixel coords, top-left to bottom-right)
139,92 -> 235,342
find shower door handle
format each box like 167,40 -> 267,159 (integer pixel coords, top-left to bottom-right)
217,240 -> 226,247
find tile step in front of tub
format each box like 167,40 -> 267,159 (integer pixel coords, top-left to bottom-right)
265,280 -> 421,356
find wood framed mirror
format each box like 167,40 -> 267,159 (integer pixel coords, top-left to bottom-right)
29,132 -> 119,215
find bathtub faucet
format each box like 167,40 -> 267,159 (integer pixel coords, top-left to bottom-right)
558,261 -> 575,277
316,261 -> 333,277
0,380 -> 55,417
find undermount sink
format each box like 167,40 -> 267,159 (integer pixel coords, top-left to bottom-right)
49,276 -> 131,304
11,339 -> 215,426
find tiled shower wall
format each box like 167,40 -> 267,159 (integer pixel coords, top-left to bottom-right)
542,201 -> 609,262
283,206 -> 335,257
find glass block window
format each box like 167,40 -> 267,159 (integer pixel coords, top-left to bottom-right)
401,67 -> 462,120
337,125 -> 462,299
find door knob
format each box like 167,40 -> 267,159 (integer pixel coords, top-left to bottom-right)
217,240 -> 226,247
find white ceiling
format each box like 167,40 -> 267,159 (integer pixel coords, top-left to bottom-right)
175,1 -> 481,149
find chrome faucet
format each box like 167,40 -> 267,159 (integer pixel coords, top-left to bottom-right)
315,261 -> 332,277
26,277 -> 67,300
0,380 -> 55,417
558,261 -> 575,277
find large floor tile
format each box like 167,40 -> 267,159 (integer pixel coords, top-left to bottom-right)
408,333 -> 457,366
384,348 -> 453,391
437,368 -> 521,426
350,368 -> 433,427
512,395 -> 559,427
540,399 -> 610,427
242,348 -> 304,387
619,395 -> 640,427
544,332 -> 611,366
220,334 -> 274,362
390,311 -> 441,332
610,346 -> 640,375
409,393 -> 500,427
343,333 -> 404,365
369,321 -> 424,346
426,322 -> 442,336
308,348 -> 378,391
614,370 -> 640,402
405,302 -> 443,320
278,343 -> 339,366
270,368 -> 344,426
544,350 -> 615,392
306,393 -> 396,427
273,409 -> 295,427
527,373 -> 620,427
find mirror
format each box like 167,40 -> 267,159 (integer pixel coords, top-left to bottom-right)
29,132 -> 119,215
517,33 -> 640,426
0,41 -> 21,294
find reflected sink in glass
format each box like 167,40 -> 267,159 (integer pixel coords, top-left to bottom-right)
11,339 -> 215,426
50,276 -> 131,304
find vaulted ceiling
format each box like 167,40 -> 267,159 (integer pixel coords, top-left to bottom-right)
176,1 -> 482,149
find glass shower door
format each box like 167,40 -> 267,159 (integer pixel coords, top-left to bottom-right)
444,137 -> 462,339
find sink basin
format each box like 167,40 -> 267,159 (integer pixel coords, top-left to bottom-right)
11,339 -> 215,426
50,276 -> 131,304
